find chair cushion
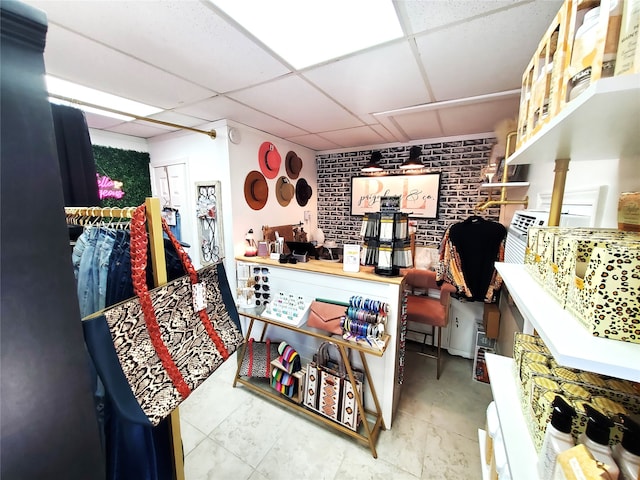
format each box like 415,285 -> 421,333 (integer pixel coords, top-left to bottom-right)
405,295 -> 448,327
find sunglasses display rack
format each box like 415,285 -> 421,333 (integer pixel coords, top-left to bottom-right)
261,291 -> 312,327
252,266 -> 271,307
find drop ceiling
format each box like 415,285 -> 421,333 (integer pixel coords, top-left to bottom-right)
23,0 -> 563,151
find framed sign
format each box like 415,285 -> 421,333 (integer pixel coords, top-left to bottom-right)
196,181 -> 225,265
351,174 -> 441,218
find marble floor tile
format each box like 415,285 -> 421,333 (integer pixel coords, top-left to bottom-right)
184,436 -> 255,480
182,342 -> 491,480
208,394 -> 294,468
421,424 -> 483,480
255,413 -> 353,480
179,372 -> 253,436
180,419 -> 207,456
374,410 -> 430,477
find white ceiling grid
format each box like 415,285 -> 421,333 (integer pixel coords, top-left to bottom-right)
25,0 -> 563,150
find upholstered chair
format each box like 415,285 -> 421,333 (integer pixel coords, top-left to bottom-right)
403,269 -> 456,379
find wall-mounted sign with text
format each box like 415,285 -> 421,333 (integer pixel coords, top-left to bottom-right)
350,174 -> 441,218
97,174 -> 125,200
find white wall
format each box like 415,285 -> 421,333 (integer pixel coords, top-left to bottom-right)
147,120 -> 231,271
225,120 -> 317,257
89,128 -> 149,152
147,120 -> 317,278
526,155 -> 640,227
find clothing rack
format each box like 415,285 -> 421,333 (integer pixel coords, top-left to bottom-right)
65,197 -> 185,480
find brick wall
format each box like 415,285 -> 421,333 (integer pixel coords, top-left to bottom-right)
316,137 -> 501,248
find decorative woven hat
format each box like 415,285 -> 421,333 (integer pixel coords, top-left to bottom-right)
285,151 -> 303,179
258,142 -> 281,179
243,170 -> 268,210
295,178 -> 312,207
275,176 -> 295,207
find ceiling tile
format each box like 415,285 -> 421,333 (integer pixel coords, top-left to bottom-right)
398,1 -> 528,34
370,124 -> 399,144
285,134 -> 341,151
318,126 -> 387,149
415,1 -> 563,100
43,25 -> 216,109
229,76 -> 365,132
148,111 -> 208,128
303,41 -> 431,120
107,121 -> 176,138
29,0 -> 290,93
79,111 -> 128,130
174,96 -> 308,139
438,97 -> 520,137
387,110 -> 444,141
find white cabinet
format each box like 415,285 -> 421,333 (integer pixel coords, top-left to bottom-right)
447,297 -> 483,359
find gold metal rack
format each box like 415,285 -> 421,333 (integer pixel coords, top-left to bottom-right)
475,132 -> 529,211
51,93 -> 217,140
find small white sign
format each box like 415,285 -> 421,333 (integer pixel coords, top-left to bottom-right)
343,244 -> 361,273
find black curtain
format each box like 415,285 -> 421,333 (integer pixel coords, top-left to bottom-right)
51,103 -> 100,207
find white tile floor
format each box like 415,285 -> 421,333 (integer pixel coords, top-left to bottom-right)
179,344 -> 493,480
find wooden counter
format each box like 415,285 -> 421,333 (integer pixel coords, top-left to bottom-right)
235,255 -> 404,285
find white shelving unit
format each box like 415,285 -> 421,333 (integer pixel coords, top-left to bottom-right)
477,429 -> 490,480
508,73 -> 640,165
496,262 -> 640,382
480,182 -> 530,188
485,353 -> 537,480
483,73 -> 640,479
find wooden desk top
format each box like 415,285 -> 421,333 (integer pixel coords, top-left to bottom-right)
235,256 -> 405,286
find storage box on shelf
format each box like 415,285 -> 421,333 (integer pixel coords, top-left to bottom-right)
543,229 -> 637,305
522,226 -> 640,345
565,241 -> 640,343
512,333 -> 640,452
497,262 -> 640,382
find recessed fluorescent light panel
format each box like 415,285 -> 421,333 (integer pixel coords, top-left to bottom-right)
210,0 -> 403,69
45,76 -> 162,119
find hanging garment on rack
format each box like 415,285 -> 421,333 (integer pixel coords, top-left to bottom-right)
83,205 -> 243,426
51,103 -> 100,207
436,215 -> 506,303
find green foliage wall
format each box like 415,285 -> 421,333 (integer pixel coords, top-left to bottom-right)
93,145 -> 151,208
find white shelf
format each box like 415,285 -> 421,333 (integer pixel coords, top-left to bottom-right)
480,182 -> 530,188
485,353 -> 537,480
496,262 -> 640,382
508,74 -> 640,165
478,429 -> 490,480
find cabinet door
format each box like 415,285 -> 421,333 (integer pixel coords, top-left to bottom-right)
447,298 -> 482,359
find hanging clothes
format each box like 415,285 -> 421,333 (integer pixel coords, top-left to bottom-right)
436,215 -> 506,303
51,103 -> 100,207
71,223 -> 187,480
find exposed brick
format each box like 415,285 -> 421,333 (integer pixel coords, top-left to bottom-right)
316,137 -> 500,246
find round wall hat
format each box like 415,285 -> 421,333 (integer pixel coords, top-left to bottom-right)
258,141 -> 281,179
295,178 -> 313,207
285,151 -> 303,179
275,176 -> 295,207
244,170 -> 268,210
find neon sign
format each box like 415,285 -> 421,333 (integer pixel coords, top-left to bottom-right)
97,173 -> 125,200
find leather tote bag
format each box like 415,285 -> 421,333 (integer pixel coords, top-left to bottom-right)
83,204 -> 244,426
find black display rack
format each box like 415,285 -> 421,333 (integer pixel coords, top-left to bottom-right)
360,196 -> 412,276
